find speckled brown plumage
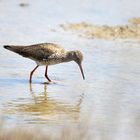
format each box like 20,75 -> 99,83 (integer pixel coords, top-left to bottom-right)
4,43 -> 85,83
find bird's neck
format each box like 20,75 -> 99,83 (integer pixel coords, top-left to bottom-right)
61,51 -> 75,63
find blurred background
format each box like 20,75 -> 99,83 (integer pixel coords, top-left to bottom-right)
0,0 -> 140,140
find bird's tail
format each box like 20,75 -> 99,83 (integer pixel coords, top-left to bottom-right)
3,45 -> 23,54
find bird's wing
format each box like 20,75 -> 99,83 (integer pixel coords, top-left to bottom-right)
19,43 -> 65,60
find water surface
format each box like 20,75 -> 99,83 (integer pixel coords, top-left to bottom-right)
0,0 -> 140,140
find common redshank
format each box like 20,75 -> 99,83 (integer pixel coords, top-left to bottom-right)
4,43 -> 85,83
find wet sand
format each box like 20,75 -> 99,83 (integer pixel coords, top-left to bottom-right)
60,18 -> 140,39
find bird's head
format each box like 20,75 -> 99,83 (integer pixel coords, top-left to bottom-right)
73,50 -> 83,64
68,50 -> 85,80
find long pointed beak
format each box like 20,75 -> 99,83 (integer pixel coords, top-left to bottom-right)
78,63 -> 85,80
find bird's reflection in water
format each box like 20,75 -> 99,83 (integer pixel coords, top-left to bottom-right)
29,83 -> 48,104
18,83 -> 85,123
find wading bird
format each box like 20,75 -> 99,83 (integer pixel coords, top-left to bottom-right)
4,43 -> 85,83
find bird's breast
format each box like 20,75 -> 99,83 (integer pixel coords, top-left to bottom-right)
34,52 -> 72,66
35,59 -> 63,66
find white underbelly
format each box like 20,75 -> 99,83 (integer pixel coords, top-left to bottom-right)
35,60 -> 62,66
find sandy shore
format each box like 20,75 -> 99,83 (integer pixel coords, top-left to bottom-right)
60,18 -> 140,40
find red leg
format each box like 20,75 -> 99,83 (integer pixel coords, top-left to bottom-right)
45,66 -> 51,82
29,65 -> 39,83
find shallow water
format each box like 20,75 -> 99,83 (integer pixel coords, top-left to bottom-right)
0,0 -> 140,140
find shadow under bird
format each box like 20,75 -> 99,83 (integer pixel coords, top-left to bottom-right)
3,43 -> 85,83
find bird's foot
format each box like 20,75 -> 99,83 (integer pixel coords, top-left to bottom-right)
48,81 -> 56,84
42,81 -> 56,85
